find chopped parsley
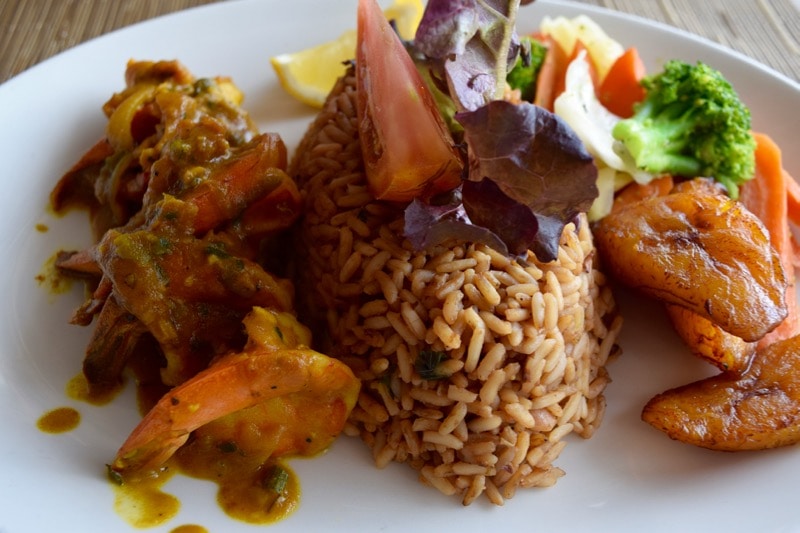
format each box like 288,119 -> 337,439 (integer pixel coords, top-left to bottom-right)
415,350 -> 449,380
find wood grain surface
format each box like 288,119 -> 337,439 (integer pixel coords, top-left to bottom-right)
2,0 -> 798,84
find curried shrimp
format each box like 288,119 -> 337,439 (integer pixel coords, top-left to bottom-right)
51,61 -> 356,503
112,307 -> 360,476
52,60 -> 304,391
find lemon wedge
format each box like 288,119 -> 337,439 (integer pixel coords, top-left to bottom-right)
384,0 -> 425,41
270,29 -> 357,108
270,0 -> 424,108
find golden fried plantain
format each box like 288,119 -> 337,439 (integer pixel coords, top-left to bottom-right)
642,334 -> 800,451
665,303 -> 755,372
593,178 -> 787,342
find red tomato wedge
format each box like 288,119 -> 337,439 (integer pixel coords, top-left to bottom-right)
356,0 -> 463,202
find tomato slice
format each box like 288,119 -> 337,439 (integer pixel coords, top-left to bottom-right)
356,0 -> 463,202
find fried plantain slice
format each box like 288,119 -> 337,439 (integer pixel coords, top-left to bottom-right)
593,178 -> 787,342
665,303 -> 756,372
642,334 -> 800,451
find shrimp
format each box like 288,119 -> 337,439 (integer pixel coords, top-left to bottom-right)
52,61 -> 304,389
68,181 -> 299,388
82,294 -> 147,389
94,196 -> 296,386
52,61 -> 354,492
144,133 -> 297,239
111,307 -> 360,476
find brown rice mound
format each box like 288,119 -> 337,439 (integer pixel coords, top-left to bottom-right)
289,70 -> 623,505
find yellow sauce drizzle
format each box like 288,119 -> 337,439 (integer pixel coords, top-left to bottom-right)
112,467 -> 180,528
110,450 -> 300,529
66,372 -> 123,406
35,253 -> 75,295
176,446 -> 300,525
36,406 -> 80,433
170,525 -> 208,533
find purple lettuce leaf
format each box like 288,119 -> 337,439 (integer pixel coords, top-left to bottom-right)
413,0 -> 481,57
415,0 -> 521,110
403,0 -> 598,263
457,100 -> 598,261
461,178 -> 557,260
403,189 -> 509,254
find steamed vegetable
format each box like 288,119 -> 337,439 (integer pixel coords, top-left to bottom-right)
506,36 -> 548,102
554,50 -> 644,180
612,60 -> 756,198
539,14 -> 624,83
596,46 -> 646,118
740,132 -> 800,348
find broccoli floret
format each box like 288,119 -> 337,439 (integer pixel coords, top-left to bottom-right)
507,37 -> 548,102
611,60 -> 756,198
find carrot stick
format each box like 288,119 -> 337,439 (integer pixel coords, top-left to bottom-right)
784,170 -> 800,268
791,236 -> 800,270
535,38 -> 600,113
739,131 -> 799,348
596,47 -> 647,118
611,175 -> 673,213
533,36 -> 566,112
784,169 -> 800,227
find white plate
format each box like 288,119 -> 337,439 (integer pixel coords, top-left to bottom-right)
1,1 -> 799,531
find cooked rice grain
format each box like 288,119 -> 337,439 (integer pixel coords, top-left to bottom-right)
289,71 -> 622,506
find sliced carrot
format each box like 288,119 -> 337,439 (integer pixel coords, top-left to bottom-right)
535,38 -> 600,112
791,236 -> 800,270
533,36 -> 568,112
611,175 -> 674,213
782,170 -> 800,268
784,169 -> 800,226
739,131 -> 799,348
780,168 -> 800,267
596,47 -> 647,118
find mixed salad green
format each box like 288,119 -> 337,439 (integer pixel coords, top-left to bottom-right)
357,0 -> 756,263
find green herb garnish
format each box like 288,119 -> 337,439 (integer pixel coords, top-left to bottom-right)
415,350 -> 448,380
106,464 -> 124,486
204,241 -> 231,259
262,464 -> 289,494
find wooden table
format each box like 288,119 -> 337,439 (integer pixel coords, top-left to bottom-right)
2,0 -> 799,84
